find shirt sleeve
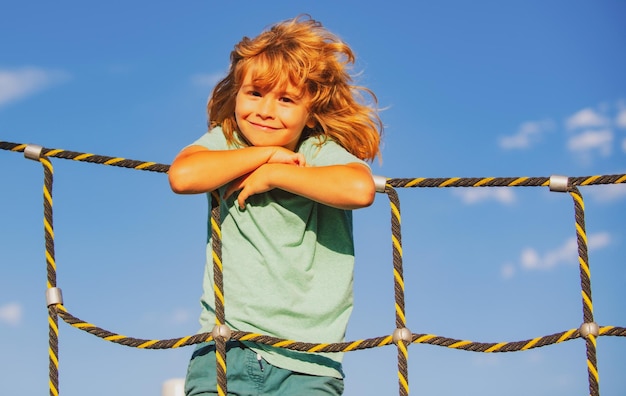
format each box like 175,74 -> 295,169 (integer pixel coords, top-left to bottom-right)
190,126 -> 231,150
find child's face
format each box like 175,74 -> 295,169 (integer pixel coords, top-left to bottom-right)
235,71 -> 312,151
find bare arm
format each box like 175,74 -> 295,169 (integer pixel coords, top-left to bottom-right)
168,145 -> 305,194
224,162 -> 376,210
169,144 -> 375,209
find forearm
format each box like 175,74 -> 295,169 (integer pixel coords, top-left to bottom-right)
268,163 -> 375,209
168,146 -> 278,194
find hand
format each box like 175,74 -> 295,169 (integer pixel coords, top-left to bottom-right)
223,164 -> 276,209
267,147 -> 306,167
223,147 -> 304,209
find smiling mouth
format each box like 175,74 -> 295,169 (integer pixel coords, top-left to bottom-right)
249,121 -> 278,131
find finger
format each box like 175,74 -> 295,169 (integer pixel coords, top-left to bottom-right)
237,190 -> 248,209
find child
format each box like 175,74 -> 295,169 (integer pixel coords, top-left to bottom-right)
168,15 -> 382,395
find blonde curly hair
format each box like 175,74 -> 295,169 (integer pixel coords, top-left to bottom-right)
207,15 -> 383,162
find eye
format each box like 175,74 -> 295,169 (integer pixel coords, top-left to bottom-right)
279,96 -> 294,103
249,90 -> 262,97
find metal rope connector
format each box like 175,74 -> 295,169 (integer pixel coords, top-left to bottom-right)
549,175 -> 569,193
212,324 -> 232,341
579,322 -> 600,339
45,287 -> 63,307
24,144 -> 44,161
373,175 -> 387,193
392,327 -> 413,345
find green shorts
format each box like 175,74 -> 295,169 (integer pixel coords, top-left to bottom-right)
185,342 -> 344,396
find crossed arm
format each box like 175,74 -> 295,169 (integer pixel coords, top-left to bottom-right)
168,145 -> 376,210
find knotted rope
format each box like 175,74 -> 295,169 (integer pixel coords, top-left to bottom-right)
1,140 -> 625,396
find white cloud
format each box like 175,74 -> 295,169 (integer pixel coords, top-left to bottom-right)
562,102 -> 626,164
453,187 -> 515,205
0,302 -> 22,326
499,119 -> 555,149
500,263 -> 516,280
584,184 -> 626,203
0,67 -> 69,108
588,232 -> 611,250
565,107 -> 610,131
615,105 -> 626,129
169,307 -> 191,325
567,129 -> 613,157
520,232 -> 611,271
191,72 -> 224,87
520,246 -> 551,270
498,101 -> 623,165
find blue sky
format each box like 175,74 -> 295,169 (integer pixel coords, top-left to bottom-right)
1,1 -> 625,395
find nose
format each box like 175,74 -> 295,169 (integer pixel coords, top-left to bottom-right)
256,97 -> 275,119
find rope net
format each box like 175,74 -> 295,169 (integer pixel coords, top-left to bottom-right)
1,140 -> 625,396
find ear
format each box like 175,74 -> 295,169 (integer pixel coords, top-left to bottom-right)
306,115 -> 316,129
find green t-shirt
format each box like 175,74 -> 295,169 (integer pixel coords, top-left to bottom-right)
191,126 -> 367,378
